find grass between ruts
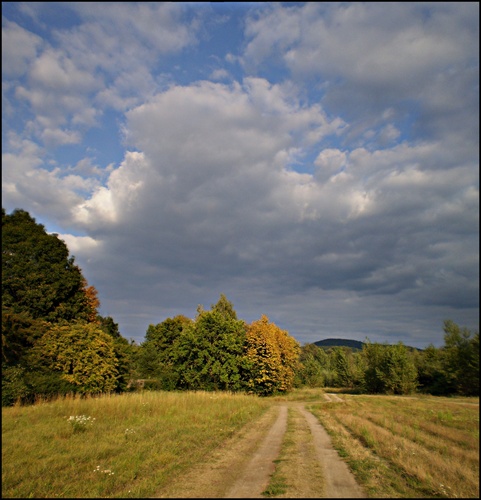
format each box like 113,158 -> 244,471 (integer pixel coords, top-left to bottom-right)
262,406 -> 324,497
2,390 -> 269,498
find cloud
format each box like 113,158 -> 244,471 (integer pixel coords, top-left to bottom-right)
242,3 -> 479,144
2,3 -> 478,346
62,78 -> 477,334
1,20 -> 43,77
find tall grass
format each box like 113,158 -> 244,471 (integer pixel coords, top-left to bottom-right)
2,390 -> 269,498
310,394 -> 479,498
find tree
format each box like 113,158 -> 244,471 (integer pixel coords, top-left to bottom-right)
144,315 -> 192,356
2,208 -> 95,323
362,341 -> 418,395
442,320 -> 479,396
27,322 -> 119,394
2,308 -> 48,366
173,307 -> 248,391
295,343 -> 328,387
82,279 -> 100,323
244,315 -> 300,396
211,293 -> 238,320
415,344 -> 450,395
137,315 -> 192,389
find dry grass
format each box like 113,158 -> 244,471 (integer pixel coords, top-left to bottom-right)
2,390 -> 269,498
3,389 -> 479,498
310,394 -> 479,498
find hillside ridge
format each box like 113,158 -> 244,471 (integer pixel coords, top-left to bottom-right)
313,338 -> 422,351
313,338 -> 365,350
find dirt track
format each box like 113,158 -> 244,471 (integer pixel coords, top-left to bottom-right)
154,397 -> 366,498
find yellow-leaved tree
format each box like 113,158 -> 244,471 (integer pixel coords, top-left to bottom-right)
28,322 -> 119,394
245,315 -> 300,396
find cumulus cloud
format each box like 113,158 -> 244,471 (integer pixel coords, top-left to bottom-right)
67,78 -> 477,327
2,3 -> 478,346
1,20 -> 43,77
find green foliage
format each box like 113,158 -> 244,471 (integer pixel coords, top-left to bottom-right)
361,341 -> 418,395
27,322 -> 120,394
415,344 -> 451,395
2,308 -> 48,365
2,208 -> 95,323
144,315 -> 191,355
442,320 -> 479,396
97,315 -> 121,339
295,343 -> 328,387
210,293 -> 238,320
1,365 -> 30,406
174,307 -> 248,391
137,315 -> 192,389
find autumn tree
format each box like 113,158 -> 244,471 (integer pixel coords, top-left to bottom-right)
244,315 -> 300,396
82,278 -> 100,323
27,322 -> 119,395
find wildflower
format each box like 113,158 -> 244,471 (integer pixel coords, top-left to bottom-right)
67,415 -> 95,433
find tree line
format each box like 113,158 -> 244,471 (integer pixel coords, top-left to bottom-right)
296,323 -> 479,396
2,208 -> 479,405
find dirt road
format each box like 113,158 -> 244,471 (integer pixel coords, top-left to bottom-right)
154,400 -> 366,498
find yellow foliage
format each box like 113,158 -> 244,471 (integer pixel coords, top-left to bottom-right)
245,315 -> 300,395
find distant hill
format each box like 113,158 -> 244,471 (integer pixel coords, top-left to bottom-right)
313,338 -> 365,351
313,338 -> 422,352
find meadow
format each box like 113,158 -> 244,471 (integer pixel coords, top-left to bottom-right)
2,389 -> 479,498
309,391 -> 479,498
1,391 -> 269,498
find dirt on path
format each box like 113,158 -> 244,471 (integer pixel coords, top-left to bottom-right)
153,400 -> 366,498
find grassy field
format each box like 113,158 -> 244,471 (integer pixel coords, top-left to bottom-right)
1,390 -> 269,498
309,391 -> 479,498
2,389 -> 479,498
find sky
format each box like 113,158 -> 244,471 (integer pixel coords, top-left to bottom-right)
2,2 -> 479,348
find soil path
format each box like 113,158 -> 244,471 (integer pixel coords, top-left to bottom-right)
153,400 -> 366,498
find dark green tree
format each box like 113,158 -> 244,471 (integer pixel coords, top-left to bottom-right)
295,343 -> 328,387
362,341 -> 418,395
2,208 -> 96,323
144,315 -> 192,355
415,344 -> 450,395
442,320 -> 479,396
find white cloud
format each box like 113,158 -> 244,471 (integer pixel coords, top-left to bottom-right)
1,20 -> 43,77
56,233 -> 101,259
243,3 -> 479,144
30,48 -> 98,92
209,68 -> 230,81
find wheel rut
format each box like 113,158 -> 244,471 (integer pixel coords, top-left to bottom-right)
153,400 -> 366,498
